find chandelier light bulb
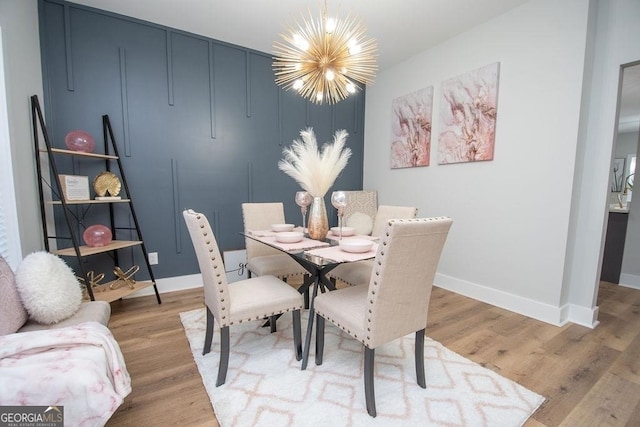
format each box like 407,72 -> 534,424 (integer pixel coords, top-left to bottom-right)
293,33 -> 309,51
348,40 -> 361,55
325,17 -> 337,34
273,8 -> 378,104
325,69 -> 335,81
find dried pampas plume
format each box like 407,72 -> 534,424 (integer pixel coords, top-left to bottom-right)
278,128 -> 352,197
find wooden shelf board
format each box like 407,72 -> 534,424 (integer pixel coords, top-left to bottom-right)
49,198 -> 131,205
54,240 -> 142,256
44,147 -> 118,159
86,280 -> 155,303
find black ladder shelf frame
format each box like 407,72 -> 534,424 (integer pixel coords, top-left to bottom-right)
31,94 -> 161,304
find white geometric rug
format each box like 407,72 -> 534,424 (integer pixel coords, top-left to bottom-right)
180,308 -> 544,427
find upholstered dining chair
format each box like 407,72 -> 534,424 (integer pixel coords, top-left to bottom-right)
328,205 -> 418,287
242,202 -> 310,279
314,217 -> 453,417
242,202 -> 311,317
183,209 -> 304,386
340,190 -> 378,235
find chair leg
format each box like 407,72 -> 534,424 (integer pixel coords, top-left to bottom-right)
415,329 -> 426,388
292,309 -> 302,361
364,347 -> 376,417
216,326 -> 230,386
270,315 -> 277,333
315,314 -> 325,365
203,306 -> 214,355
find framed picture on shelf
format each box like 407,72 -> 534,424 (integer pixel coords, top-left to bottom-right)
59,174 -> 90,201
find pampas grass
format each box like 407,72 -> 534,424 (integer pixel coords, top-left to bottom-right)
278,128 -> 352,197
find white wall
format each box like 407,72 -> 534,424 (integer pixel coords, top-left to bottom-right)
614,131 -> 638,160
0,27 -> 22,269
0,0 -> 44,257
364,0 -> 591,325
566,0 -> 640,323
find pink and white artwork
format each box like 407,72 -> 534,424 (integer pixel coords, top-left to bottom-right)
438,62 -> 500,165
390,86 -> 433,169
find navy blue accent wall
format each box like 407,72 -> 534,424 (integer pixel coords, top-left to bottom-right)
38,0 -> 365,280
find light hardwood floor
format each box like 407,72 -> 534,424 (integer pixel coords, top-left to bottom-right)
106,281 -> 640,426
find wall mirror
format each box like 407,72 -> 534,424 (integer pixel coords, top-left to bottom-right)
603,62 -> 640,285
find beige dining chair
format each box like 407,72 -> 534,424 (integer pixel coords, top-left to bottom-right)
242,202 -> 309,280
313,217 -> 453,417
242,202 -> 311,322
329,205 -> 418,287
183,209 -> 304,386
340,190 -> 378,235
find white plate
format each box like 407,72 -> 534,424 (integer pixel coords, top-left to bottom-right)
330,226 -> 356,236
271,223 -> 295,232
275,231 -> 304,243
339,238 -> 374,253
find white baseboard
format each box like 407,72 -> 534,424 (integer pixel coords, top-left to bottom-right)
567,304 -> 600,328
123,273 -> 203,299
127,251 -> 247,299
619,273 -> 640,290
434,273 -> 598,328
127,270 -> 599,328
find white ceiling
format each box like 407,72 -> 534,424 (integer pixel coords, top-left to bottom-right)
67,0 -> 530,71
66,0 -> 640,132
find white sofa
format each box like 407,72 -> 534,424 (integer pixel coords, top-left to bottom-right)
0,255 -> 131,426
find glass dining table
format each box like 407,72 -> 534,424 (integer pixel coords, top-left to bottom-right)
242,230 -> 377,370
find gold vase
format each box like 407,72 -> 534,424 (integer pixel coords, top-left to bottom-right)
307,196 -> 329,240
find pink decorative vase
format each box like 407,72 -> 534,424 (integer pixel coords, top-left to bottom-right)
83,224 -> 112,247
65,130 -> 96,153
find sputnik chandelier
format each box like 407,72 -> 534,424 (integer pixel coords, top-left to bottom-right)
272,3 -> 378,105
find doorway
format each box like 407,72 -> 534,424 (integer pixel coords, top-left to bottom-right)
602,62 -> 640,287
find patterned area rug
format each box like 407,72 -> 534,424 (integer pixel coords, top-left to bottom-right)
180,308 -> 544,426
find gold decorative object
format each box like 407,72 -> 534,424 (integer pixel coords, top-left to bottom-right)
93,171 -> 121,197
272,2 -> 377,105
111,265 -> 139,290
77,271 -> 106,299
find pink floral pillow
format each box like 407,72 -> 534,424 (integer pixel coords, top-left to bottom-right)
0,255 -> 28,335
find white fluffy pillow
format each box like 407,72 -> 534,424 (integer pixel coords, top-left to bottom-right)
346,211 -> 374,235
15,251 -> 82,324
